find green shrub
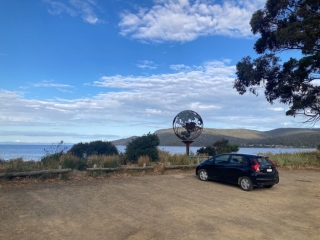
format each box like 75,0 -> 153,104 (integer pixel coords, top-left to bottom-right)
213,139 -> 239,154
60,154 -> 81,169
68,141 -> 119,158
125,133 -> 160,163
197,146 -> 216,156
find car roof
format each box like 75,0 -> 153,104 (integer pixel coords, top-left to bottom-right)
227,153 -> 264,157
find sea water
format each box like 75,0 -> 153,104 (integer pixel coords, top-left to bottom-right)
0,144 -> 315,161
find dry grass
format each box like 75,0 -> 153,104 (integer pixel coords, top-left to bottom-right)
0,158 -> 42,173
263,151 -> 320,169
87,155 -> 120,168
137,155 -> 150,167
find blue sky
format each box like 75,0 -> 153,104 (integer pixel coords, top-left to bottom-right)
0,0 -> 316,144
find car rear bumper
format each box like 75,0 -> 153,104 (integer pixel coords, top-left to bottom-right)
252,176 -> 279,186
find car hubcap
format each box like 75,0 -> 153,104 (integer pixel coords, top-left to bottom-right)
241,179 -> 250,189
200,171 -> 207,180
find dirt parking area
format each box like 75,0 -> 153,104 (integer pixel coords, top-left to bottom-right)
0,169 -> 320,240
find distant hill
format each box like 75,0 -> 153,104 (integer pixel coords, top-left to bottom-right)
111,136 -> 138,146
111,128 -> 320,148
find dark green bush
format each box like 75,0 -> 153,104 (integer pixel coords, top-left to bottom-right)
213,139 -> 239,154
68,141 -> 118,158
197,146 -> 216,156
196,139 -> 238,156
125,133 -> 160,163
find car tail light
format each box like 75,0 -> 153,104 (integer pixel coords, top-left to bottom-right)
251,159 -> 260,172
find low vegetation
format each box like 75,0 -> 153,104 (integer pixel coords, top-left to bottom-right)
87,154 -> 121,168
1,137 -> 320,181
263,151 -> 320,169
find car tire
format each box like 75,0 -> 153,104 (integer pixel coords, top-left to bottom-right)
198,169 -> 209,181
264,185 -> 274,188
239,177 -> 253,191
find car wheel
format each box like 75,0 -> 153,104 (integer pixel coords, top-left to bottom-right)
264,185 -> 274,188
239,177 -> 253,191
198,169 -> 209,181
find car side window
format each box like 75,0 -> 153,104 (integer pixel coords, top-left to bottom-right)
230,155 -> 249,165
213,155 -> 230,164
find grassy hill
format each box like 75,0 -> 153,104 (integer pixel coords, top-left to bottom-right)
111,128 -> 320,148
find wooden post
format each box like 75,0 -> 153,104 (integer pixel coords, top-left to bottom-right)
182,140 -> 194,156
58,165 -> 62,179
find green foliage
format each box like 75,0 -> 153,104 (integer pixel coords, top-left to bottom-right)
195,139 -> 239,155
68,140 -> 119,158
211,139 -> 239,154
197,146 -> 216,156
60,154 -> 84,170
125,133 -> 160,163
234,0 -> 320,123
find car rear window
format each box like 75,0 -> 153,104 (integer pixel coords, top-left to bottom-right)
256,157 -> 272,166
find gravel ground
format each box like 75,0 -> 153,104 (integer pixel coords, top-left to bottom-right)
0,169 -> 320,240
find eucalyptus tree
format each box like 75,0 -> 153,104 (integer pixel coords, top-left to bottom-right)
234,0 -> 320,123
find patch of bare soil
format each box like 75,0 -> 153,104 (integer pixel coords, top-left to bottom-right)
1,169 -> 320,240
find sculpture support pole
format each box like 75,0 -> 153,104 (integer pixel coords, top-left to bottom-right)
182,140 -> 194,156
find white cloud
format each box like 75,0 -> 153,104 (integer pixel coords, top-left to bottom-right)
170,64 -> 189,71
269,107 -> 284,112
312,79 -> 320,86
32,80 -> 74,93
0,59 -> 310,142
45,0 -> 101,24
118,0 -> 266,43
136,60 -> 158,69
33,80 -> 73,88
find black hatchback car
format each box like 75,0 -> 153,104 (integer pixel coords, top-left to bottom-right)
196,153 -> 279,191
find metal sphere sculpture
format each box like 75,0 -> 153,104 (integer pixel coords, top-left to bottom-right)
173,110 -> 203,155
